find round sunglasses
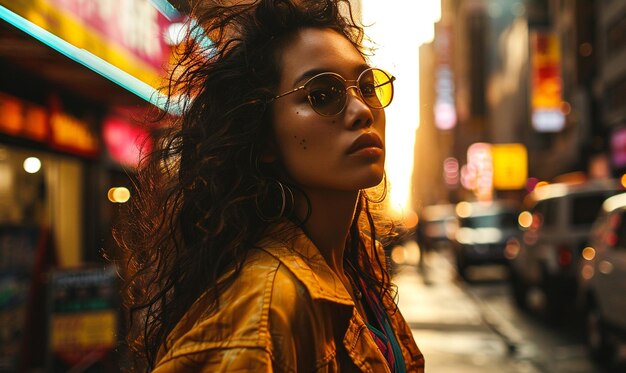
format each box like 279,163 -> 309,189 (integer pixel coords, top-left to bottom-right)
272,67 -> 395,116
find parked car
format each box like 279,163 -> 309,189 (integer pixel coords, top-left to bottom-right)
577,193 -> 626,364
507,180 -> 621,318
452,200 -> 520,279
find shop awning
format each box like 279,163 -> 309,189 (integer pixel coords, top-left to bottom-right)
0,0 -> 189,111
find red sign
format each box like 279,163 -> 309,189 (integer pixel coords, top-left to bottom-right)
0,93 -> 49,142
0,92 -> 100,158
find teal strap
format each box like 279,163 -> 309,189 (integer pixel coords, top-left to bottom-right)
380,316 -> 406,373
366,321 -> 387,341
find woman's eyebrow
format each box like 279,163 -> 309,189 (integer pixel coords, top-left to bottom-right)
292,68 -> 333,87
291,63 -> 372,87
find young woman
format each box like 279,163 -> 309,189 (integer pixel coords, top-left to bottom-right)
117,0 -> 424,371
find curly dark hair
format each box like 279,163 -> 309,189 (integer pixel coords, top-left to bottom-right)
113,0 -> 397,370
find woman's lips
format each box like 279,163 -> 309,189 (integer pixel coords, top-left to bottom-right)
347,132 -> 384,156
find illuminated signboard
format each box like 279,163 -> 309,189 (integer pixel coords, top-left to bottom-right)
611,127 -> 626,169
434,24 -> 457,130
103,111 -> 153,168
530,31 -> 565,132
0,0 -> 177,107
0,92 -> 100,157
48,267 -> 118,371
50,111 -> 100,157
492,143 -> 527,190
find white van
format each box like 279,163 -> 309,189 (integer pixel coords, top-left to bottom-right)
508,180 -> 621,319
578,193 -> 626,363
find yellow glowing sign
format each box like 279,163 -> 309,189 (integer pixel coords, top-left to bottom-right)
492,143 -> 527,190
51,311 -> 117,348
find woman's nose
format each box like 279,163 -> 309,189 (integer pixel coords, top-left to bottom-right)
344,88 -> 374,129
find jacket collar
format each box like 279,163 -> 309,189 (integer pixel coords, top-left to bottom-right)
256,222 -> 356,307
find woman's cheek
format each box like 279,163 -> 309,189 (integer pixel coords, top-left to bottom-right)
292,135 -> 308,150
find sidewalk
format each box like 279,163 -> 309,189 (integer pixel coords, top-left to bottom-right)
392,244 -> 539,373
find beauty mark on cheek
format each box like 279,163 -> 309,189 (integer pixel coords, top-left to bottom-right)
293,135 -> 307,150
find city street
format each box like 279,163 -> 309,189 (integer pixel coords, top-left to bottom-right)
3,0 -> 626,371
392,243 -> 626,373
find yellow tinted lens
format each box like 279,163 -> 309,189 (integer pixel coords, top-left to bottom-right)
372,69 -> 393,108
359,69 -> 394,109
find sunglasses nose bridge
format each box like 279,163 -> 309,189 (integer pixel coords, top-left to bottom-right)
344,84 -> 363,102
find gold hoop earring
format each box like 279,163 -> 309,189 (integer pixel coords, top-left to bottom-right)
255,179 -> 294,222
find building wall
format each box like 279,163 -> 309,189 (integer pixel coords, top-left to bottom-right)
414,0 -> 609,213
413,0 -> 460,210
598,0 -> 626,178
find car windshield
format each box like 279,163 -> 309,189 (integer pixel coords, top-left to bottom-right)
571,194 -> 612,226
460,212 -> 518,229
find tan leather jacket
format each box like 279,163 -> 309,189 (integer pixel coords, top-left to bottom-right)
153,226 -> 425,372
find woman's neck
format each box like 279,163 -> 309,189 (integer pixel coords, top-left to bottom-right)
296,189 -> 359,274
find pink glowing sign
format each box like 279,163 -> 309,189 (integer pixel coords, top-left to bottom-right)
103,115 -> 152,168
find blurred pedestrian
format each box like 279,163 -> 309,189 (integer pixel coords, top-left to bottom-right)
115,0 -> 424,371
416,220 -> 431,284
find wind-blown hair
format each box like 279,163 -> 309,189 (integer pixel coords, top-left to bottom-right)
114,0 -> 396,370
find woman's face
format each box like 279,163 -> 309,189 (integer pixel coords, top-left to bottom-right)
270,28 -> 386,194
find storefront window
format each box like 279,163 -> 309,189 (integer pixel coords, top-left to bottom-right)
0,145 -> 83,266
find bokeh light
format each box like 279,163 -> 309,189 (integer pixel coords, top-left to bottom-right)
599,260 -> 614,275
443,157 -> 460,187
108,187 -> 131,203
518,211 -> 533,229
526,177 -> 539,192
581,247 -> 596,261
581,264 -> 594,280
455,201 -> 472,218
23,157 -> 41,174
504,238 -> 520,260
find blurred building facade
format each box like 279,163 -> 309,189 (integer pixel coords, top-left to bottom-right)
0,0 -> 178,370
599,1 -> 626,177
413,0 -> 624,212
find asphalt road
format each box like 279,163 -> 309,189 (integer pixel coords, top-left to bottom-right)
391,242 -> 626,373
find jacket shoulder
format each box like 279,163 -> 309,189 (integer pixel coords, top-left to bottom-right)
155,249 -> 311,369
